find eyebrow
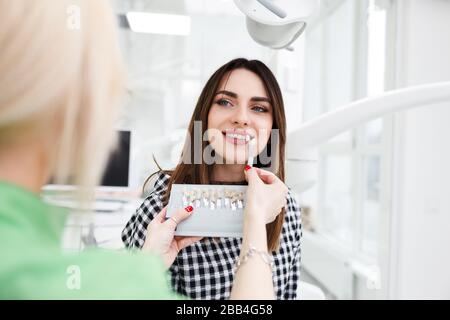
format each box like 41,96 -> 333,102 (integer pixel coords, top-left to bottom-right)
216,90 -> 272,104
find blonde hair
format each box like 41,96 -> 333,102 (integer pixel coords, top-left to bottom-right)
0,0 -> 125,199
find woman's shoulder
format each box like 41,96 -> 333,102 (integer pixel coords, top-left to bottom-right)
286,189 -> 300,211
139,172 -> 171,211
144,171 -> 171,197
153,171 -> 171,191
284,188 -> 301,225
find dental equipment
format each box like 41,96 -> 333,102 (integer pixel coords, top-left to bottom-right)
234,0 -> 321,49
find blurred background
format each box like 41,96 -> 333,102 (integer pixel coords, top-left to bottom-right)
55,0 -> 450,300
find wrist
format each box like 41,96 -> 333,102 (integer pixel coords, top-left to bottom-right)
245,205 -> 271,223
242,219 -> 268,253
244,210 -> 266,225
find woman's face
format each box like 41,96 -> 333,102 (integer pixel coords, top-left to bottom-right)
207,68 -> 273,165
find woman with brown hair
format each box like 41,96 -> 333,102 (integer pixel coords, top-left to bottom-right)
122,58 -> 303,299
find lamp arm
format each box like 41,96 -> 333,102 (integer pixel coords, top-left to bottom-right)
256,0 -> 287,18
289,81 -> 450,153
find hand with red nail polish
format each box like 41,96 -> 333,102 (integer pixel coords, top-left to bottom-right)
243,167 -> 288,225
142,206 -> 202,268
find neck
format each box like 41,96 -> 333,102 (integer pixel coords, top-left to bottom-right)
0,139 -> 50,194
211,163 -> 246,183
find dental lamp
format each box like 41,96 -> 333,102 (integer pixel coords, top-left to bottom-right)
285,81 -> 450,194
233,0 -> 321,49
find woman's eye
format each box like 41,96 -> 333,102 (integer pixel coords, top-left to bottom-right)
252,106 -> 267,113
216,99 -> 232,107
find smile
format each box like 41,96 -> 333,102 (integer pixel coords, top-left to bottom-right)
222,130 -> 255,146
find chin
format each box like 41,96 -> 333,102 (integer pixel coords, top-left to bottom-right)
224,158 -> 247,165
212,151 -> 247,165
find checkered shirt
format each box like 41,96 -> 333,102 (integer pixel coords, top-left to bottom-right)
121,172 -> 302,300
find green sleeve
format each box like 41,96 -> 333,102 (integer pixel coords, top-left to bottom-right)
8,247 -> 185,300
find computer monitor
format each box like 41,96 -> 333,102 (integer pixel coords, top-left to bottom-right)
44,130 -> 132,191
100,130 -> 131,188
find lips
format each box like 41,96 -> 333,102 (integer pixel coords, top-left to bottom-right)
222,129 -> 255,146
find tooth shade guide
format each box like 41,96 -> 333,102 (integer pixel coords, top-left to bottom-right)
179,187 -> 248,210
178,187 -> 247,210
167,184 -> 248,238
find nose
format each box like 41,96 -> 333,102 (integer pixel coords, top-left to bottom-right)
231,104 -> 250,126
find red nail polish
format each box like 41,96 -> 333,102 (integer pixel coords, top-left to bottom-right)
245,165 -> 252,171
185,206 -> 194,213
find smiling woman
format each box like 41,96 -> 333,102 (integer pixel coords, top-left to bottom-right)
122,58 -> 302,300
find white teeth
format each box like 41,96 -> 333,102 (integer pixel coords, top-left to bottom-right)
226,133 -> 251,141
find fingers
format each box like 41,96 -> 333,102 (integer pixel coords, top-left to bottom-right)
257,172 -> 276,184
243,166 -> 250,182
245,167 -> 287,190
254,167 -> 272,176
254,168 -> 278,184
258,170 -> 288,200
178,236 -> 203,250
244,166 -> 262,184
246,167 -> 281,185
165,206 -> 194,229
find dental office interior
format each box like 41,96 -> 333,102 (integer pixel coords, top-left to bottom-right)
44,0 -> 450,300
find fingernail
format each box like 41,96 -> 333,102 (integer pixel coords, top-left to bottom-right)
185,206 -> 194,213
245,165 -> 252,171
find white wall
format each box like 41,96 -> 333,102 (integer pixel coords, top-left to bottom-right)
390,0 -> 450,299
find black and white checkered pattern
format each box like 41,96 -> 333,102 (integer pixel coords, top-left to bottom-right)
121,172 -> 302,300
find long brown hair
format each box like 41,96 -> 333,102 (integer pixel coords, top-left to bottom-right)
144,58 -> 286,252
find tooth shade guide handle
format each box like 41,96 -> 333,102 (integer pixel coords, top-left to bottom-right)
247,138 -> 256,167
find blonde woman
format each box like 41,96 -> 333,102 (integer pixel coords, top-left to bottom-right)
0,0 -> 287,299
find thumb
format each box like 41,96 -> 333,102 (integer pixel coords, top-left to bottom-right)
153,206 -> 168,223
165,206 -> 194,229
244,166 -> 262,185
254,168 -> 277,185
178,236 -> 203,250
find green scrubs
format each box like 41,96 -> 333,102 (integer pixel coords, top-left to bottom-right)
0,182 -> 182,299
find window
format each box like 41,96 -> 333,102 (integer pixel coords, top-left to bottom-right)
302,0 -> 390,261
